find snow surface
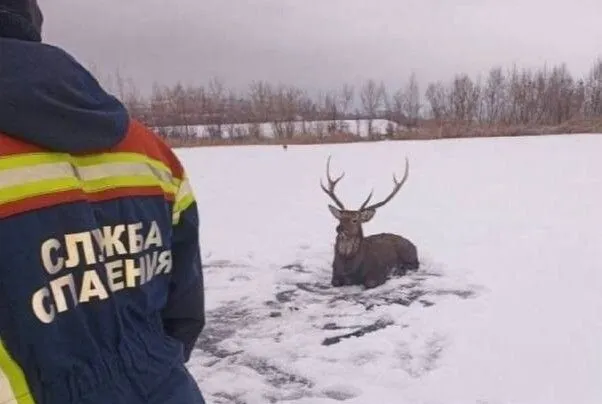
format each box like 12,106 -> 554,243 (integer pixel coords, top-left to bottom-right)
177,134 -> 602,404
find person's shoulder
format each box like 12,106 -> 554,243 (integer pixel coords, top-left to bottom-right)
121,119 -> 186,179
127,119 -> 173,152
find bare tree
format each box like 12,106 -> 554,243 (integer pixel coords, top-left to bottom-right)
425,81 -> 449,122
206,77 -> 226,138
249,80 -> 273,123
448,74 -> 481,123
482,66 -> 506,125
323,91 -> 340,133
338,84 -> 355,132
360,79 -> 386,138
121,78 -> 149,123
187,86 -> 209,124
167,83 -> 199,138
506,66 -> 535,124
225,91 -> 246,139
542,64 -> 575,124
271,85 -> 302,138
401,72 -> 421,128
584,58 -> 602,118
571,79 -> 586,119
385,89 -> 404,130
297,91 -> 316,135
149,83 -> 170,136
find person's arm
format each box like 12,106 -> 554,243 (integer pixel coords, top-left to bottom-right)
161,175 -> 205,362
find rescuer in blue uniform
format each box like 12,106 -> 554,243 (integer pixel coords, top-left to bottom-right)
0,1 -> 207,403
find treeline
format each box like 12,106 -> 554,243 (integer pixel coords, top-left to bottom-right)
425,62 -> 602,126
102,57 -> 602,141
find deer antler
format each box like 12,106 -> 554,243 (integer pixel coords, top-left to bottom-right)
359,156 -> 410,211
320,155 -> 346,210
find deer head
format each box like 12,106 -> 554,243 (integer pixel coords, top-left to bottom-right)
320,155 -> 410,256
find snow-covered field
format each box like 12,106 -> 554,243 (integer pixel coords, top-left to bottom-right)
177,134 -> 602,404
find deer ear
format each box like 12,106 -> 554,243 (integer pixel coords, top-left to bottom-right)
359,209 -> 376,222
328,204 -> 342,219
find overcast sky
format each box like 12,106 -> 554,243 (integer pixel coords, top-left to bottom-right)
41,0 -> 602,97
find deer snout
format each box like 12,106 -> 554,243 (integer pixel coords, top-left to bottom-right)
336,224 -> 345,234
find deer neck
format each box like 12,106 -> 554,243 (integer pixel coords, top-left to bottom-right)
335,231 -> 363,258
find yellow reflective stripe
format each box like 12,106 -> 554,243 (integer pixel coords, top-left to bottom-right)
77,162 -> 176,191
0,162 -> 74,190
172,177 -> 195,225
0,178 -> 80,205
0,152 -> 179,206
72,152 -> 172,174
83,176 -> 176,195
0,152 -> 172,177
0,152 -> 66,170
0,341 -> 34,404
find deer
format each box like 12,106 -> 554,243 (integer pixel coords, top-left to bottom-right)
320,155 -> 419,289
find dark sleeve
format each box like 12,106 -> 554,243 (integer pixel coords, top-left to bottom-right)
161,179 -> 205,363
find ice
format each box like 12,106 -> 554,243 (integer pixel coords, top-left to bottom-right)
179,134 -> 602,403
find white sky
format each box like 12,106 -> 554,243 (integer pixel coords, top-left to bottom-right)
41,0 -> 602,96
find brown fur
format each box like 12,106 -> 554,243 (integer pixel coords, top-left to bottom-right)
321,155 -> 419,289
329,209 -> 419,289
